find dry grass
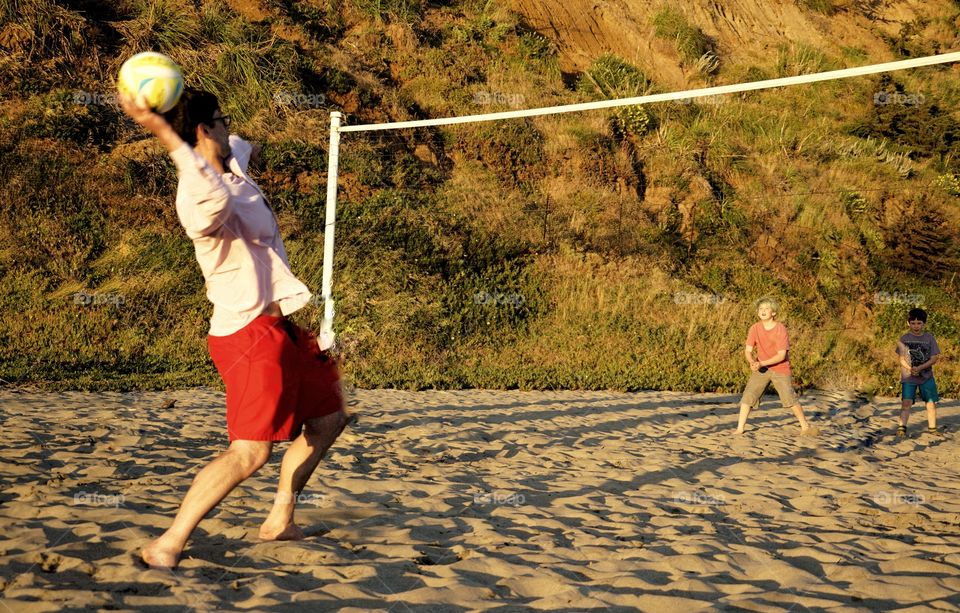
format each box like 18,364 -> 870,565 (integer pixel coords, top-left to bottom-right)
1,0 -> 959,395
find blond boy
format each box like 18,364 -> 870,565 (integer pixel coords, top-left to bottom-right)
735,298 -> 815,435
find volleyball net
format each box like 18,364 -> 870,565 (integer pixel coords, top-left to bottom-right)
316,51 -> 960,359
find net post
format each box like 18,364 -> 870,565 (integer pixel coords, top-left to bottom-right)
318,111 -> 342,351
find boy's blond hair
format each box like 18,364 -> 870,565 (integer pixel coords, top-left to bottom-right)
754,296 -> 780,314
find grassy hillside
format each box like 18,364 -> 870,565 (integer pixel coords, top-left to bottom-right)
1,0 -> 959,396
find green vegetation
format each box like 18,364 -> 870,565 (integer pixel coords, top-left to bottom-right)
652,5 -> 718,74
799,0 -> 835,16
1,0 -> 959,396
578,55 -> 657,136
350,0 -> 424,24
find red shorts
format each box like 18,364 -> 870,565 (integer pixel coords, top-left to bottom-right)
207,314 -> 343,441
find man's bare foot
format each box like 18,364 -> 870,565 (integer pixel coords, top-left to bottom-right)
258,521 -> 305,541
735,428 -> 746,435
141,539 -> 181,569
800,426 -> 820,437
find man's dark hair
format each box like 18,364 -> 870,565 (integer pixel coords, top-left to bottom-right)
163,88 -> 221,146
907,308 -> 928,323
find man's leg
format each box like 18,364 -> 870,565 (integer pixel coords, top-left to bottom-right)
142,440 -> 273,569
260,410 -> 350,540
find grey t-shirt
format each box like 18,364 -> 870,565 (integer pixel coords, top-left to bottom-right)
898,332 -> 940,384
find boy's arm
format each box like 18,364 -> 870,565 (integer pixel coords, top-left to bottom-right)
921,337 -> 943,370
907,353 -> 938,377
757,350 -> 787,368
896,341 -> 912,370
744,344 -> 760,370
896,341 -> 917,376
754,325 -> 787,368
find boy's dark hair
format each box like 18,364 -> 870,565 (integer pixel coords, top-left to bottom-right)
163,88 -> 221,146
907,308 -> 927,322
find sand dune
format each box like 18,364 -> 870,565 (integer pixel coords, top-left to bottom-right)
1,387 -> 959,611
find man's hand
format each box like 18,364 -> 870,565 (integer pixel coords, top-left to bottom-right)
118,93 -> 185,153
119,93 -> 166,132
750,360 -> 761,372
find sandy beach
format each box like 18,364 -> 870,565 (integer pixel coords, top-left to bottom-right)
1,386 -> 959,611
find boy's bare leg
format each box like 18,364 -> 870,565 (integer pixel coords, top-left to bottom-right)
142,440 -> 273,569
899,400 -> 912,428
790,404 -> 815,434
260,410 -> 350,540
926,402 -> 937,429
735,403 -> 752,434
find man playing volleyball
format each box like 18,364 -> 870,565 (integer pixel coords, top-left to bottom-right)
119,89 -> 350,569
735,297 -> 815,436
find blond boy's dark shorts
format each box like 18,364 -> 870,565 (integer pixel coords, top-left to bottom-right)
740,370 -> 799,408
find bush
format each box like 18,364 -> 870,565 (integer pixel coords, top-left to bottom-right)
118,0 -> 200,54
652,6 -> 718,72
18,91 -> 122,150
799,0 -> 835,16
349,0 -> 424,24
0,0 -> 99,91
578,55 -> 658,137
455,119 -> 545,187
0,144 -> 107,280
850,76 -> 959,164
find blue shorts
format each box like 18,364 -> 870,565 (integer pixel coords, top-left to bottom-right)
902,378 -> 939,404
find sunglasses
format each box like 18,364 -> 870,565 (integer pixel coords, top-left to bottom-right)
209,115 -> 231,128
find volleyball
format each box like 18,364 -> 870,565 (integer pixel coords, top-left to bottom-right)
117,52 -> 184,113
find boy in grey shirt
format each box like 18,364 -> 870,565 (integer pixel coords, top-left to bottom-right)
896,308 -> 941,437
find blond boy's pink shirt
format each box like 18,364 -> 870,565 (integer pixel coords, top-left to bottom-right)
746,322 -> 791,375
